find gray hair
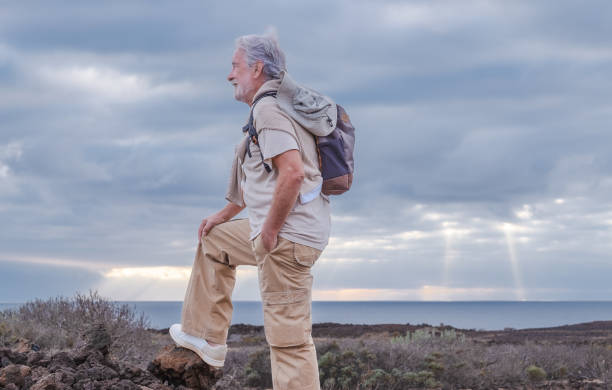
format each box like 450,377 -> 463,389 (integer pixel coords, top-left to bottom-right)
235,31 -> 286,80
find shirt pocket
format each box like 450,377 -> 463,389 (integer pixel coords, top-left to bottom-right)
293,242 -> 321,267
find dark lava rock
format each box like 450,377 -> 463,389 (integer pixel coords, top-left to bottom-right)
113,378 -> 142,389
85,363 -> 119,381
0,364 -> 32,387
0,323 -> 189,390
30,371 -> 72,390
0,347 -> 27,366
48,351 -> 76,371
120,363 -> 144,380
27,351 -> 47,367
148,345 -> 222,389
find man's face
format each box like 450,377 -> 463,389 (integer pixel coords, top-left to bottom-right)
227,49 -> 257,104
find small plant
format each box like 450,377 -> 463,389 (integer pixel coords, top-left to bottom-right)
526,364 -> 547,382
362,368 -> 392,388
391,327 -> 434,344
425,352 -> 445,377
318,348 -> 376,389
244,348 -> 272,388
391,327 -> 465,345
398,370 -> 439,388
556,366 -> 568,378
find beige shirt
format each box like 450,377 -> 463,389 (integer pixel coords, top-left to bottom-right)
233,80 -> 331,250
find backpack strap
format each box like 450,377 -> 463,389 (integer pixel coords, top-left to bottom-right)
242,91 -> 277,173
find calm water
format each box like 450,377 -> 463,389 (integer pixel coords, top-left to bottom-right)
2,301 -> 612,331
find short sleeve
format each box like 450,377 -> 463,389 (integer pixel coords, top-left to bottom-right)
258,129 -> 299,161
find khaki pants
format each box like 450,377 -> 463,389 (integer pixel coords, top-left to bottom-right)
181,218 -> 322,390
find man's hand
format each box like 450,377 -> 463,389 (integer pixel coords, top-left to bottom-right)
198,214 -> 224,242
198,202 -> 245,243
260,227 -> 278,253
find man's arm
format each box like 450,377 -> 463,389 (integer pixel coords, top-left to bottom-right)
260,149 -> 304,252
198,202 -> 245,242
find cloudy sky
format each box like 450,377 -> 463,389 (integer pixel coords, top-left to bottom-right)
1,0 -> 612,302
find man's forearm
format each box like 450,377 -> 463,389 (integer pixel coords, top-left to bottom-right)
263,169 -> 302,235
217,202 -> 245,222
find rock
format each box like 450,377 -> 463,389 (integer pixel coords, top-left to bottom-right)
113,378 -> 142,389
0,364 -> 32,387
30,372 -> 71,390
120,363 -> 144,379
15,338 -> 32,354
84,363 -> 118,381
148,345 -> 222,389
31,366 -> 50,381
48,351 -> 76,371
0,324 -> 183,390
27,351 -> 48,367
139,384 -> 173,390
0,347 -> 27,366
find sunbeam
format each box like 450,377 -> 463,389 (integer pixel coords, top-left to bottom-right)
441,222 -> 471,300
442,225 -> 456,300
502,223 -> 526,300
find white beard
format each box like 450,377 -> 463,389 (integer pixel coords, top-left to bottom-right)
233,84 -> 246,102
233,80 -> 255,104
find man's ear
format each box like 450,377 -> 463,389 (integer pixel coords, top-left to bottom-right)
253,61 -> 264,78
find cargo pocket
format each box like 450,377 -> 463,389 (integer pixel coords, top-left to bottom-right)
293,242 -> 321,268
261,288 -> 311,347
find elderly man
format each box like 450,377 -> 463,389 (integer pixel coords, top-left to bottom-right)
169,32 -> 330,390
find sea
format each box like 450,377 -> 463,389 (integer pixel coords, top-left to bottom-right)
2,301 -> 612,331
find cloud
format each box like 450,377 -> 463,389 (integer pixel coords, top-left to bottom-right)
1,0 -> 612,302
37,65 -> 197,103
104,266 -> 191,280
0,261 -> 102,302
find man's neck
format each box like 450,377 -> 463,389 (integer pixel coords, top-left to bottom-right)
247,79 -> 268,107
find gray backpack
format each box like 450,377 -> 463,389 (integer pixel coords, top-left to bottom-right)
312,104 -> 355,195
245,72 -> 355,195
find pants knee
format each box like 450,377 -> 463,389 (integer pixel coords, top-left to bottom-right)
200,235 -> 234,269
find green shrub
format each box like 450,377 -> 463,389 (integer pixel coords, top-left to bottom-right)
556,366 -> 568,378
526,364 -> 547,382
316,340 -> 341,357
244,348 -> 272,388
319,349 -> 375,389
362,368 -> 392,389
391,327 -> 465,345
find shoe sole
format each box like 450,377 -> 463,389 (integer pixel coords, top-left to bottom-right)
169,326 -> 225,368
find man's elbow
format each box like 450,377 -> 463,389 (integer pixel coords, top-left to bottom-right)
281,164 -> 304,187
289,168 -> 305,186
274,150 -> 305,187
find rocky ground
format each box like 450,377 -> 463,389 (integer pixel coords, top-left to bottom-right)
0,323 -> 223,390
1,321 -> 611,389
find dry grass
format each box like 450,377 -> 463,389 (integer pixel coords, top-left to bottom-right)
217,327 -> 612,389
0,291 -> 156,364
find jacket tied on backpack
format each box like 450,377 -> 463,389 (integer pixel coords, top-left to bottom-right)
225,71 -> 354,207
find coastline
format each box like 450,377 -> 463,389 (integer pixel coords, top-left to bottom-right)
4,300 -> 612,331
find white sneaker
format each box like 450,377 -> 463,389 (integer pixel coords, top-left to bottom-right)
169,324 -> 227,368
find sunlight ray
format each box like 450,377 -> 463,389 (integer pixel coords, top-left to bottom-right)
502,223 -> 526,300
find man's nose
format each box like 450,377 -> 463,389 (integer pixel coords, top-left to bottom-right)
227,71 -> 234,82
